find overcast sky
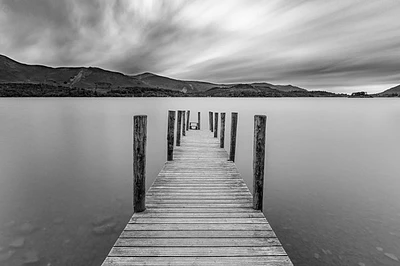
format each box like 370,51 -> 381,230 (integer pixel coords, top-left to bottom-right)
1,0 -> 400,93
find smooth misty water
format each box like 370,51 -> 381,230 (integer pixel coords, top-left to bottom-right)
0,98 -> 400,266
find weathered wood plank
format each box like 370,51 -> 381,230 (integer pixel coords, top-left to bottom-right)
109,246 -> 287,257
145,204 -> 254,208
120,230 -> 276,238
130,207 -> 259,213
129,218 -> 268,224
146,196 -> 253,200
115,237 -> 281,247
103,256 -> 292,266
130,212 -> 264,218
124,223 -> 272,231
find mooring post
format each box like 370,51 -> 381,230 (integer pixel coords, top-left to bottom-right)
182,111 -> 186,137
220,113 -> 226,148
209,111 -> 213,132
214,112 -> 219,138
198,112 -> 201,130
167,111 -> 175,161
176,111 -> 182,146
229,112 -> 238,162
253,115 -> 267,211
133,115 -> 147,212
186,110 -> 190,131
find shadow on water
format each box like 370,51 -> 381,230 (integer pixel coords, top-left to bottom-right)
0,98 -> 400,265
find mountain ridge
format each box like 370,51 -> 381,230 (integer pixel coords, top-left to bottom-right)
0,54 -> 308,93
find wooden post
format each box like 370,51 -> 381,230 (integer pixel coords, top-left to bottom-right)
209,112 -> 213,132
176,111 -> 182,146
133,115 -> 147,212
186,110 -> 190,131
253,115 -> 267,211
229,112 -> 238,162
167,111 -> 175,161
214,112 -> 218,138
182,111 -> 186,137
198,112 -> 201,130
220,113 -> 226,148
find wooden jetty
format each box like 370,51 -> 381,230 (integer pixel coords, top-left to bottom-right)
102,111 -> 293,266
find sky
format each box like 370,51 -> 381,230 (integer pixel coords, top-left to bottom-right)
1,0 -> 400,93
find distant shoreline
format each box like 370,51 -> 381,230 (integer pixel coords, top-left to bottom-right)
1,83 -> 395,98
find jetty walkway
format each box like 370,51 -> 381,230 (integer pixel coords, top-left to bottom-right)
102,111 -> 293,265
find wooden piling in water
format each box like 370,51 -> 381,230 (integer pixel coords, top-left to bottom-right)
220,112 -> 226,148
253,115 -> 267,211
214,112 -> 218,138
209,112 -> 213,132
167,111 -> 175,161
198,112 -> 201,130
133,115 -> 147,213
182,111 -> 186,137
176,111 -> 182,146
186,111 -> 190,131
229,112 -> 238,162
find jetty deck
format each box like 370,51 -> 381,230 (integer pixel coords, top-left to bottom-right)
102,129 -> 293,265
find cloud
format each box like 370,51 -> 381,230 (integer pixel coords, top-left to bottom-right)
1,0 -> 400,93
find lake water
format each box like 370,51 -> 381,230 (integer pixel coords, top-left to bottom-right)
1,98 -> 400,265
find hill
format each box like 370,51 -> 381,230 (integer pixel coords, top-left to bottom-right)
251,82 -> 306,92
132,72 -> 222,92
0,54 -> 147,89
376,84 -> 400,97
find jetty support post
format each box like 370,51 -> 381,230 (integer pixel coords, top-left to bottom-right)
167,111 -> 175,161
253,115 -> 267,211
220,112 -> 226,148
209,112 -> 213,132
133,115 -> 147,213
214,112 -> 219,138
176,111 -> 182,146
229,112 -> 238,162
186,110 -> 190,131
182,111 -> 186,137
198,112 -> 201,130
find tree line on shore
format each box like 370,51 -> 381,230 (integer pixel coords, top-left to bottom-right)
0,83 -> 397,97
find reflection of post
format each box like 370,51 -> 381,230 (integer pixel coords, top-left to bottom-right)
214,112 -> 218,138
167,111 -> 175,161
209,112 -> 213,132
133,115 -> 147,213
176,111 -> 182,146
220,113 -> 226,148
186,111 -> 190,131
182,111 -> 186,137
198,112 -> 201,130
253,115 -> 267,211
229,112 -> 238,162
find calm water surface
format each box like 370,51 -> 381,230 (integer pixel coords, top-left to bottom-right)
0,98 -> 400,265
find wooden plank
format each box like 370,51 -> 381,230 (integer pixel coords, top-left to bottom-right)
146,193 -> 252,197
130,212 -> 264,218
146,196 -> 253,200
120,230 -> 276,238
131,208 -> 260,213
124,223 -> 272,231
109,246 -> 287,257
129,218 -> 268,224
115,237 -> 281,247
145,204 -> 254,208
103,256 -> 292,266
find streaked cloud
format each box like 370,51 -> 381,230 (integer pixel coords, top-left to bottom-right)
1,0 -> 399,92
